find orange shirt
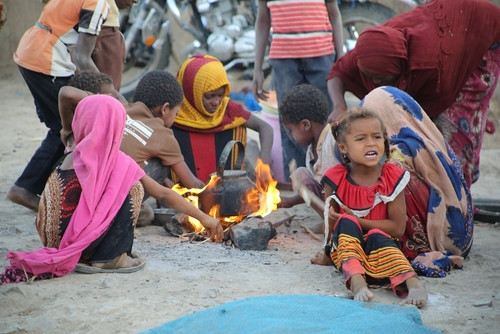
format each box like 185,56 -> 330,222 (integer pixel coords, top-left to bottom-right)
14,0 -> 108,77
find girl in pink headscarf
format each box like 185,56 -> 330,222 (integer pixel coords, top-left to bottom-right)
1,95 -> 223,284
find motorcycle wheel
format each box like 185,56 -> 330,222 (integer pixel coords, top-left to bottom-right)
340,2 -> 396,52
120,29 -> 173,100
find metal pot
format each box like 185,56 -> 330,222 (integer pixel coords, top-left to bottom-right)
198,140 -> 260,217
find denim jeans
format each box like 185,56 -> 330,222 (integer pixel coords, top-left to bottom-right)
15,66 -> 71,195
269,54 -> 334,180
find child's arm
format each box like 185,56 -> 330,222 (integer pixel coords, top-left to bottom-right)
244,114 -> 274,165
140,174 -> 223,242
342,191 -> 407,238
323,183 -> 340,240
169,161 -> 205,189
58,86 -> 90,146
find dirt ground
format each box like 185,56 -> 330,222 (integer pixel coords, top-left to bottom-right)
1,63 -> 500,334
1,1 -> 500,333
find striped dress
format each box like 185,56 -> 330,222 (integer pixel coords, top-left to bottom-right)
322,163 -> 417,295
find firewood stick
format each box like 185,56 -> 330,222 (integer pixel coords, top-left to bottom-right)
198,227 -> 230,244
288,160 -> 325,210
298,221 -> 322,241
272,214 -> 296,228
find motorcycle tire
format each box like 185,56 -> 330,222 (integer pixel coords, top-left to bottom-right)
473,198 -> 500,224
340,1 -> 396,52
120,30 -> 173,101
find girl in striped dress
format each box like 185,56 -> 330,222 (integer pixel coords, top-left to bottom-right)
320,107 -> 427,307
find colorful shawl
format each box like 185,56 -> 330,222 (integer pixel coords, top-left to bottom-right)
5,95 -> 145,277
174,54 -> 250,132
360,86 -> 474,258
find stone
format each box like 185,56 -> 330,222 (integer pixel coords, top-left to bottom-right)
230,216 -> 276,250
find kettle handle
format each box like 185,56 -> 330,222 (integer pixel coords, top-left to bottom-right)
217,140 -> 245,176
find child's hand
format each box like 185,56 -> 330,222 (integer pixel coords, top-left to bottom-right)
277,194 -> 302,208
277,196 -> 294,208
339,204 -> 356,217
60,128 -> 73,147
328,206 -> 341,222
162,177 -> 175,188
65,134 -> 75,153
201,216 -> 223,243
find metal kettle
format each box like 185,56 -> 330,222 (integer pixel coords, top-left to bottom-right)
198,140 -> 260,217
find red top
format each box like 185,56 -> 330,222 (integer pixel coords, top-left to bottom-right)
321,163 -> 409,219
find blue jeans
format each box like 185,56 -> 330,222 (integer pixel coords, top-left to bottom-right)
269,54 -> 334,180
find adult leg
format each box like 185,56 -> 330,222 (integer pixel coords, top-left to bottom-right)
302,54 -> 335,112
7,67 -> 69,210
269,58 -> 307,180
434,48 -> 500,186
92,26 -> 126,90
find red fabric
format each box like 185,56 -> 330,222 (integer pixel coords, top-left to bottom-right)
355,26 -> 407,75
328,0 -> 500,118
399,172 -> 431,260
323,163 -> 408,220
190,132 -> 217,183
180,55 -> 214,110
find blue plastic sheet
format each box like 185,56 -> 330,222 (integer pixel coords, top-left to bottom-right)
141,294 -> 441,334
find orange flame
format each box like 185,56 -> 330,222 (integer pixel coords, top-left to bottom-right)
171,159 -> 280,230
252,158 -> 280,217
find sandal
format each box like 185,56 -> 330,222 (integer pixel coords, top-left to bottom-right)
74,253 -> 146,274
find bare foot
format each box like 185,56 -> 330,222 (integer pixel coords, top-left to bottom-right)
310,251 -> 334,266
7,184 -> 40,212
405,277 -> 428,308
350,274 -> 374,302
118,255 -> 143,268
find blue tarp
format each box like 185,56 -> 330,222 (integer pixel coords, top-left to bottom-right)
141,294 -> 441,334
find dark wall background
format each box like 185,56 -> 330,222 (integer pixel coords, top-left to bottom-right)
0,0 -> 44,75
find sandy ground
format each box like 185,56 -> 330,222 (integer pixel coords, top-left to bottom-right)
1,68 -> 500,334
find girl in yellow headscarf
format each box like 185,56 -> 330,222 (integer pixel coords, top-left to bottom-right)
172,54 -> 273,183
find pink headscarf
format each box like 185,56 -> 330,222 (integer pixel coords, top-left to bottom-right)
6,95 -> 145,277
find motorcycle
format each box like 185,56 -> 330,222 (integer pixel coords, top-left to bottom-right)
340,0 -> 428,50
119,0 -> 421,99
119,0 -> 259,99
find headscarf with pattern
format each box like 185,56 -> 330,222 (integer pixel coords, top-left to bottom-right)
174,54 -> 249,132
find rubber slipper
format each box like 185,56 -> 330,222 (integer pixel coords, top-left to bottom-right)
74,254 -> 146,274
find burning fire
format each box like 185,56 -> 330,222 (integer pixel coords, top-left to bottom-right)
171,159 -> 281,231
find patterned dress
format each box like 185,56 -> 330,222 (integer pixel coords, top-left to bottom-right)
37,165 -> 143,263
322,163 -> 416,296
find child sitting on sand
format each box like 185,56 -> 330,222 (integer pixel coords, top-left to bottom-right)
277,84 -> 341,216
172,54 -> 273,183
58,70 -> 208,225
313,106 -> 427,307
